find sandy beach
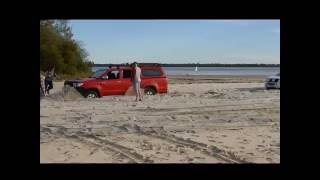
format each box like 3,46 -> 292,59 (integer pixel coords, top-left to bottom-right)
40,75 -> 280,163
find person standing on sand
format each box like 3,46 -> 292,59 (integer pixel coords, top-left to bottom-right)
40,73 -> 46,97
40,74 -> 45,99
45,68 -> 56,95
131,62 -> 142,101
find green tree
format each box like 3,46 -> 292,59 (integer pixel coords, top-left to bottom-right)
40,20 -> 92,77
54,20 -> 73,39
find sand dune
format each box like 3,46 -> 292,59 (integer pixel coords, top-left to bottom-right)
40,76 -> 280,163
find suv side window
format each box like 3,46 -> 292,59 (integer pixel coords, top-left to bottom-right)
123,69 -> 132,79
142,69 -> 162,76
107,70 -> 120,79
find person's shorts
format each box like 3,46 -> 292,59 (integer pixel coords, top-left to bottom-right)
45,80 -> 53,90
133,81 -> 141,90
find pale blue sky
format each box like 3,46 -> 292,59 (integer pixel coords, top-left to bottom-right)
69,20 -> 280,64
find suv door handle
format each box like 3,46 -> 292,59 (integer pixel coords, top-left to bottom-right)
116,81 -> 121,83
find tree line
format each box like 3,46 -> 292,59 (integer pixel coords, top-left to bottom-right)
40,20 -> 93,77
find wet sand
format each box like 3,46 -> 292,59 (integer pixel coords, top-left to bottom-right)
40,75 -> 280,163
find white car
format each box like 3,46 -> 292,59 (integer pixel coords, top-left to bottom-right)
265,73 -> 280,89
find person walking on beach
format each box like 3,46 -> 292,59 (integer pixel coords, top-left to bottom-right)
131,62 -> 142,101
40,73 -> 45,99
40,74 -> 45,102
44,68 -> 56,95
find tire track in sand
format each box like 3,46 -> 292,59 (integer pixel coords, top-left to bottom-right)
41,123 -> 249,163
115,124 -> 249,163
41,125 -> 152,163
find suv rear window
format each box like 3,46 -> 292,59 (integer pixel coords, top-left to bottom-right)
142,69 -> 162,76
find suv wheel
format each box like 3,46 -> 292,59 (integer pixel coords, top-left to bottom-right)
86,90 -> 98,98
144,87 -> 156,95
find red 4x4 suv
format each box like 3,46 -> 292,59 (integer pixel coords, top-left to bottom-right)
64,63 -> 168,98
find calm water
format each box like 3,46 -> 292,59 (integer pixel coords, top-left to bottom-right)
92,66 -> 280,76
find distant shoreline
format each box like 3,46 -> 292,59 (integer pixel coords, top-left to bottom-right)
92,63 -> 280,67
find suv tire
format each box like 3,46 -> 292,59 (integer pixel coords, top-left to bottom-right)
144,87 -> 156,95
86,90 -> 99,98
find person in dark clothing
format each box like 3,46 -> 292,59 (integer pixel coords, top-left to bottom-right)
44,69 -> 56,95
40,75 -> 45,99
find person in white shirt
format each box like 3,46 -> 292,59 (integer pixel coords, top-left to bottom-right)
132,62 -> 142,101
